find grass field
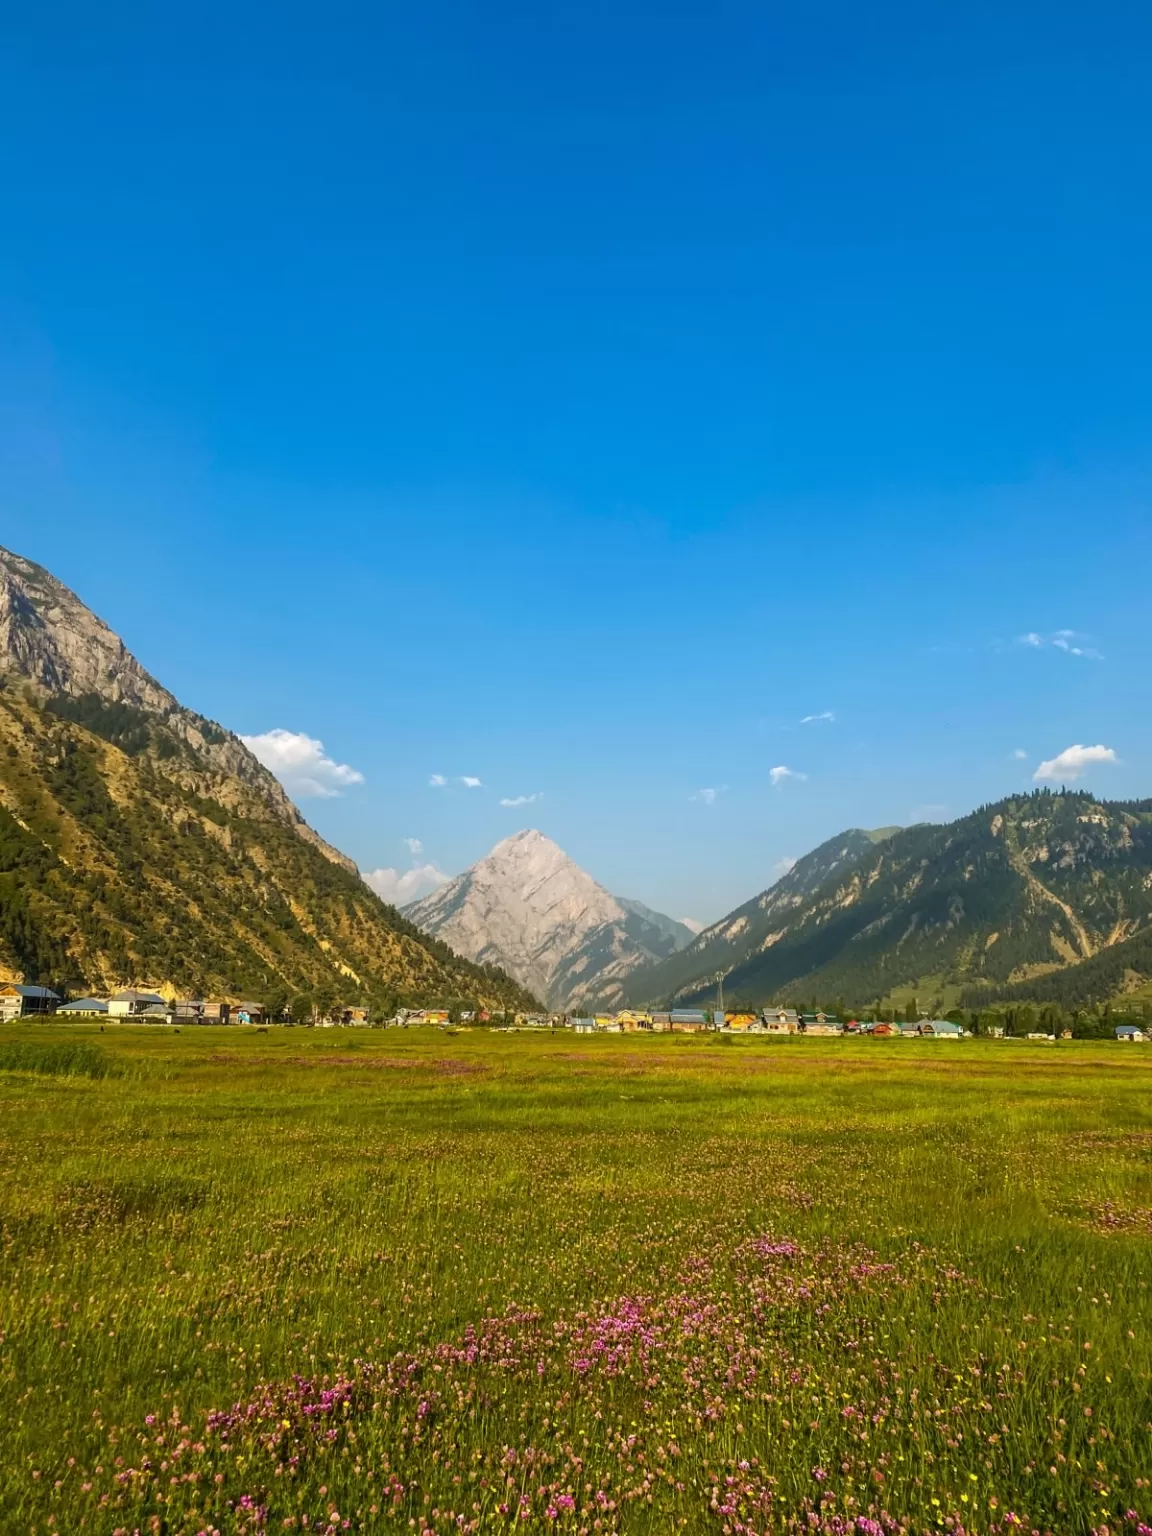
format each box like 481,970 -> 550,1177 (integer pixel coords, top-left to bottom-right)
1,1025 -> 1149,1536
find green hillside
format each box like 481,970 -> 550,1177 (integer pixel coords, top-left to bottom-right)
627,793 -> 1152,1009
0,686 -> 538,1014
961,921 -> 1152,1010
622,827 -> 895,1004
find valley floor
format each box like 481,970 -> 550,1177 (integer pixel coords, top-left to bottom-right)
0,1026 -> 1150,1535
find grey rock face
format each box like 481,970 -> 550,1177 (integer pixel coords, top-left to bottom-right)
0,545 -> 354,870
404,829 -> 692,1009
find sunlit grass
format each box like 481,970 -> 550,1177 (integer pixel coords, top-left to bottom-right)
0,1024 -> 1149,1534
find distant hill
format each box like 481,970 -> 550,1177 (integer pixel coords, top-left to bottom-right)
405,829 -> 695,1009
624,796 -> 1152,1009
0,545 -> 539,1012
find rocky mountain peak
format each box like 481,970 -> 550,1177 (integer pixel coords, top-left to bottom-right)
0,544 -> 353,870
405,832 -> 693,1010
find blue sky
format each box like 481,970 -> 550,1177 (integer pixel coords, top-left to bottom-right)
3,0 -> 1151,923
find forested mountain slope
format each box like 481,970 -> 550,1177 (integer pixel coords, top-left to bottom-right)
0,547 -> 538,1011
622,827 -> 895,1004
626,795 -> 1152,1008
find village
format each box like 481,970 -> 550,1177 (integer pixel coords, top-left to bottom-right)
4,983 -> 1149,1039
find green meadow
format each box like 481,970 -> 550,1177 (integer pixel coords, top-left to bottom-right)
0,1025 -> 1149,1536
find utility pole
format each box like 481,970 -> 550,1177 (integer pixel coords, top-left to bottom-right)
715,969 -> 725,1028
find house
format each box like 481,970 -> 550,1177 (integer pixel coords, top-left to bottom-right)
616,1010 -> 652,1032
234,1001 -> 266,1024
55,996 -> 109,1017
762,1007 -> 799,1034
921,1020 -> 965,1038
649,1012 -> 671,1032
0,983 -> 62,1020
724,1011 -> 759,1032
801,1013 -> 842,1036
171,999 -> 207,1023
571,1017 -> 597,1034
1116,1025 -> 1148,1042
107,989 -> 167,1018
670,1009 -> 708,1032
340,1005 -> 369,1025
871,1022 -> 898,1037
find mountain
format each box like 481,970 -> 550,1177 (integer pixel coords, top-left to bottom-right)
0,546 -> 539,1012
624,795 -> 1152,1009
622,827 -> 898,1005
404,829 -> 695,1009
960,919 -> 1152,1011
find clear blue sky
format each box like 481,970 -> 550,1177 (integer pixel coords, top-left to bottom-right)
3,1 -> 1151,922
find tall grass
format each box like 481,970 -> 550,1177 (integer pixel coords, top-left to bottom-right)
0,1025 -> 1148,1535
0,1037 -> 114,1077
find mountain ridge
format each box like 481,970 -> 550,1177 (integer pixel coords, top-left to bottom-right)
0,547 -> 354,871
0,545 -> 539,1011
624,795 -> 1152,1008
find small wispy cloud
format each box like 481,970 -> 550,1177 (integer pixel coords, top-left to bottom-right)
769,765 -> 806,788
460,776 -> 483,788
1010,749 -> 1029,761
772,855 -> 797,879
403,837 -> 424,855
691,786 -> 728,805
1017,629 -> 1103,660
800,711 -> 835,724
241,729 -> 364,799
429,774 -> 447,787
500,793 -> 541,808
1033,744 -> 1118,783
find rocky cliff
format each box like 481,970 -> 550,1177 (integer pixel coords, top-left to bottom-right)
0,547 -> 352,870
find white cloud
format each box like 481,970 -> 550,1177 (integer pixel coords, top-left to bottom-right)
1017,630 -> 1103,660
362,862 -> 452,906
403,837 -> 424,855
679,917 -> 704,934
769,765 -> 806,788
772,855 -> 798,880
460,776 -> 483,788
1033,744 -> 1118,783
800,711 -> 835,724
241,728 -> 364,799
692,785 -> 728,805
499,793 -> 540,807
1011,748 -> 1029,761
429,774 -> 447,787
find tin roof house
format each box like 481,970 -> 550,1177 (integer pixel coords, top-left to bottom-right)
0,983 -> 62,1019
107,989 -> 168,1018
